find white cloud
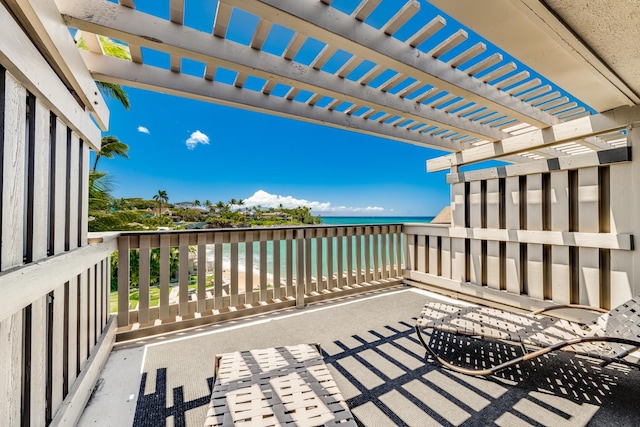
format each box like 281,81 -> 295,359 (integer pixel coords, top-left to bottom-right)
243,190 -> 385,213
186,130 -> 210,150
137,125 -> 150,134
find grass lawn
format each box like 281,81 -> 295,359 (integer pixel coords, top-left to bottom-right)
110,276 -> 215,313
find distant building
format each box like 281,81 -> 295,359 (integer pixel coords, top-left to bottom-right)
146,207 -> 173,216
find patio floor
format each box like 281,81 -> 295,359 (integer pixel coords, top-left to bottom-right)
79,285 -> 640,426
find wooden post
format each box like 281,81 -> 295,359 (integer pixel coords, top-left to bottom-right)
486,178 -> 501,289
214,232 -> 224,310
178,233 -> 189,315
295,229 -> 305,308
527,173 -> 544,299
117,236 -> 130,327
550,170 -> 571,304
578,167 -> 600,305
138,235 -> 150,324
159,234 -> 170,319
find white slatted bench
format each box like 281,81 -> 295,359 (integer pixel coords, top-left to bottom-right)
204,344 -> 356,426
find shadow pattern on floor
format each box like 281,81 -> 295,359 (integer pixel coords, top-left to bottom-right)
132,319 -> 639,426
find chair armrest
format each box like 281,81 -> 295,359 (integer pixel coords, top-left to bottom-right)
531,304 -> 609,316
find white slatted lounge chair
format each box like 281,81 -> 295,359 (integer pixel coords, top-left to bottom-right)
205,344 -> 356,426
415,296 -> 640,376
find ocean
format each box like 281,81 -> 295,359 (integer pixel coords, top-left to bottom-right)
206,216 -> 431,277
321,216 -> 433,225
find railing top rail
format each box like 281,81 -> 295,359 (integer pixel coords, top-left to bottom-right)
114,223 -> 406,237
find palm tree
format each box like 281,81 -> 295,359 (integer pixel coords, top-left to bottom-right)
96,82 -> 130,110
93,135 -> 129,172
153,190 -> 169,216
204,200 -> 212,212
194,199 -> 201,207
237,199 -> 244,212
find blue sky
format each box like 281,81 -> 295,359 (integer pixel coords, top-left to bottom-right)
94,0 -> 591,216
99,89 -> 450,216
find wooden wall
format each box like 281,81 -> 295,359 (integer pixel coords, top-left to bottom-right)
404,145 -> 637,311
0,4 -> 114,425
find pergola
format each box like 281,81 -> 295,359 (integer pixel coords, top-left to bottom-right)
11,0 -> 639,161
2,1 -> 640,425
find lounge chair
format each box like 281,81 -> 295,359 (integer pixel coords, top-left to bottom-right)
415,296 -> 640,376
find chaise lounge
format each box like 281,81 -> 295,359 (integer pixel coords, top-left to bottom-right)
415,296 -> 640,376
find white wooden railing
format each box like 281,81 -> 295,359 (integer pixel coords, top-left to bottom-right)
403,146 -> 637,312
114,225 -> 403,340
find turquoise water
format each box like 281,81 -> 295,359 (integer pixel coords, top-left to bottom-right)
206,217 -> 429,278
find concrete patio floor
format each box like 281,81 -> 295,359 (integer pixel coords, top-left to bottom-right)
79,285 -> 640,426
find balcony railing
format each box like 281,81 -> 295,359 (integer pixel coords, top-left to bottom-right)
112,224 -> 404,340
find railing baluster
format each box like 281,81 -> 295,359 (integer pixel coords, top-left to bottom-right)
245,231 -> 254,304
230,232 -> 239,307
372,226 -> 380,281
138,235 -> 150,324
285,230 -> 294,298
178,233 -> 189,316
305,230 -> 313,294
315,228 -> 324,291
88,265 -> 96,348
381,226 -> 388,279
259,230 -> 268,302
326,228 -> 334,289
355,227 -> 363,284
117,237 -> 130,327
336,228 -> 344,287
296,229 -> 305,308
197,233 -> 207,312
396,226 -> 403,275
346,227 -> 354,286
159,235 -> 170,320
214,232 -> 224,310
31,295 -> 47,426
273,230 -> 281,300
364,226 -> 372,283
51,284 -> 64,413
67,276 -> 78,385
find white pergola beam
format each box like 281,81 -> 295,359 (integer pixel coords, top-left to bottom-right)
0,5 -> 101,147
352,0 -> 381,22
213,2 -> 233,38
481,62 -> 516,84
427,29 -> 467,59
129,44 -> 143,63
448,42 -> 485,68
78,31 -> 103,53
427,104 -> 640,171
465,53 -> 502,77
495,70 -> 529,90
283,33 -> 306,60
6,0 -> 109,129
380,1 -> 420,36
60,0 -> 505,141
221,0 -> 557,128
169,0 -> 184,25
251,19 -> 273,50
406,16 -> 446,48
81,51 -> 467,152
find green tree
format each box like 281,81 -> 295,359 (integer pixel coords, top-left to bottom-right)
88,170 -> 112,212
93,135 -> 129,172
194,199 -> 201,207
153,190 -> 169,216
96,82 -> 130,110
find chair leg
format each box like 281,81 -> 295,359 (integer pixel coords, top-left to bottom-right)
414,326 -> 563,377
